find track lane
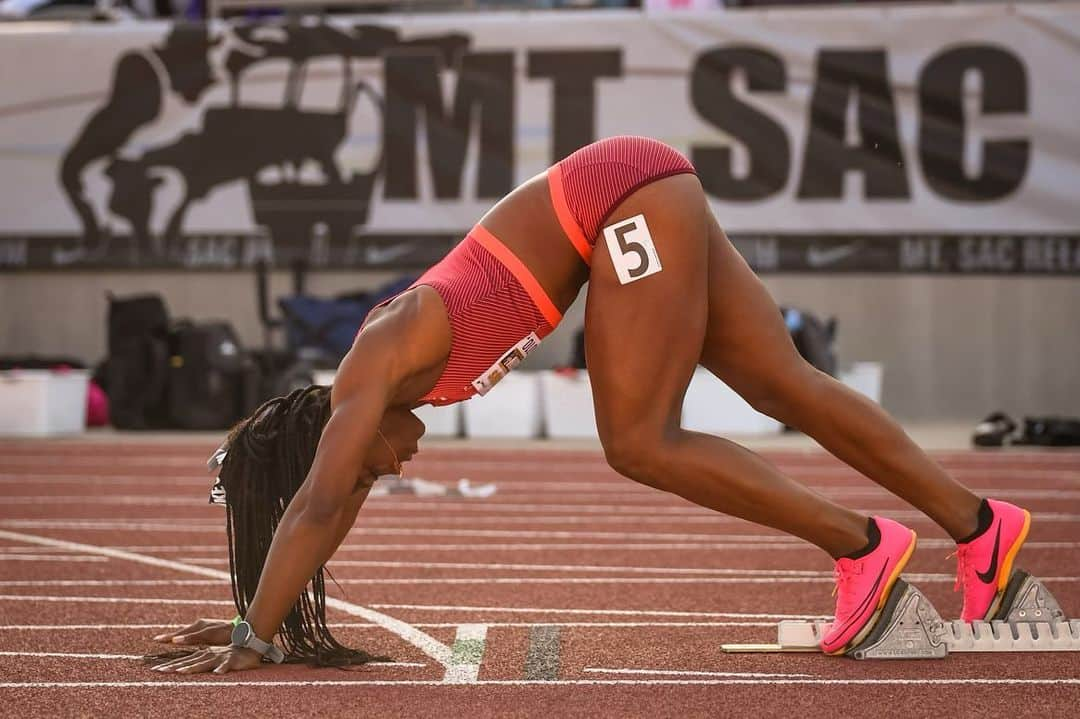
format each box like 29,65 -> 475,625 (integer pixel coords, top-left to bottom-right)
1,441 -> 1078,717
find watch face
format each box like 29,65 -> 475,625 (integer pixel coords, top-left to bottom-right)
231,621 -> 251,646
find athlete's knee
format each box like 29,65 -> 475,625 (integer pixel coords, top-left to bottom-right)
600,425 -> 674,489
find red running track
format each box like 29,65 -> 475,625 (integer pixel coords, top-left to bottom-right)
0,440 -> 1078,718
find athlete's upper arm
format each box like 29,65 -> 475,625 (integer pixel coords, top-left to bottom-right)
299,291 -> 445,517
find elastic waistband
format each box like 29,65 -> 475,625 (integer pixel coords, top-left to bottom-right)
546,164 -> 593,266
469,224 -> 563,329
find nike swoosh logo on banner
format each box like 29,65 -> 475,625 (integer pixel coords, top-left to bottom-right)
833,563 -> 887,636
806,243 -> 860,268
364,243 -> 414,265
975,523 -> 1002,584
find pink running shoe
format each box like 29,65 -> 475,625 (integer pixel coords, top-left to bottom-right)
820,516 -> 918,655
955,499 -> 1032,622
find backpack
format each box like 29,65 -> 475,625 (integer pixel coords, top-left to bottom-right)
167,321 -> 260,430
106,293 -> 171,429
781,307 -> 838,377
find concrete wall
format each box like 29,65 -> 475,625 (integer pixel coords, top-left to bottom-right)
2,272 -> 1078,421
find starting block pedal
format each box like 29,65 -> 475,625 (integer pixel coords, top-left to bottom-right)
721,570 -> 1080,659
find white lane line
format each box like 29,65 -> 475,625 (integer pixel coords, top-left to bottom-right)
0,475 -> 206,485
0,520 -> 220,532
0,529 -> 456,677
0,651 -> 144,660
10,484 -> 1080,506
4,575 -> 1078,589
584,668 -> 815,678
0,555 -> 107,562
367,605 -> 825,620
0,521 -> 776,535
162,558 -> 1080,584
0,595 -> 234,605
4,574 -> 1075,587
1,625 -> 186,630
181,544 -> 847,561
0,580 -> 226,587
4,522 -> 1078,547
4,539 -> 1079,553
5,513 -> 1080,528
4,539 -> 1080,555
341,512 -> 1080,525
0,652 -> 427,668
183,559 -> 822,575
9,494 -> 1080,515
2,497 -> 201,506
179,558 -> 834,575
5,452 -> 1078,471
1,678 -> 1078,688
1,457 -> 205,468
0,622 -> 783,630
2,459 -> 1074,482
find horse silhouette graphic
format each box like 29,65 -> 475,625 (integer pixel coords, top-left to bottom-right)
58,21 -> 471,265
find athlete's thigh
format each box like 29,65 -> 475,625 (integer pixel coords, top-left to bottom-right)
584,173 -> 709,435
699,212 -> 806,398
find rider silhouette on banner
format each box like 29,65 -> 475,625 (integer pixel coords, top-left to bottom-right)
59,24 -> 220,262
58,22 -> 470,267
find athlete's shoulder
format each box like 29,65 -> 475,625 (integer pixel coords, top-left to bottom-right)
366,285 -> 444,332
356,285 -> 451,366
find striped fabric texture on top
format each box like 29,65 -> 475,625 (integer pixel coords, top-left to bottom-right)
412,233 -> 556,406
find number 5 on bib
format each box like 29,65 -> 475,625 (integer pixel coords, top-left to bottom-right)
603,214 -> 662,285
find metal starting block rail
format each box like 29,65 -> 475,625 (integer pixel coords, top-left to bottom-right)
721,570 -> 1080,659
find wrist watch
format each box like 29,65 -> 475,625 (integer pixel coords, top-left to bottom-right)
230,620 -> 285,664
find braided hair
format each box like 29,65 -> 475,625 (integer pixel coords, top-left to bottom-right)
219,385 -> 386,666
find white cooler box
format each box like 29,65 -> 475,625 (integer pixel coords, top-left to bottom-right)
840,362 -> 884,404
0,369 -> 90,436
462,372 -> 542,439
539,370 -> 599,439
682,367 -> 783,436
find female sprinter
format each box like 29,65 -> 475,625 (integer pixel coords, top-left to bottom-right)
152,136 -> 1030,673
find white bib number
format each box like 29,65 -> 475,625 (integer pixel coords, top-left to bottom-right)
603,214 -> 662,285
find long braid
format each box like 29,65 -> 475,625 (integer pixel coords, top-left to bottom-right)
219,385 -> 386,666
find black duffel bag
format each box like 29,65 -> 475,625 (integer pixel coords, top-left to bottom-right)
1016,417 -> 1080,447
973,412 -> 1080,448
106,293 -> 171,429
167,321 -> 260,430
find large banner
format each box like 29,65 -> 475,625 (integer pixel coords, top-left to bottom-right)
1,4 -> 1078,273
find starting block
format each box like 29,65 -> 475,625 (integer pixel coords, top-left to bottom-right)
721,570 -> 1080,659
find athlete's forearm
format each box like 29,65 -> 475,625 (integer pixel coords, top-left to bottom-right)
242,394 -> 388,643
243,501 -> 352,642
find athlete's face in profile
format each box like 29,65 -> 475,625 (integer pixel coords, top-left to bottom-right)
365,406 -> 425,475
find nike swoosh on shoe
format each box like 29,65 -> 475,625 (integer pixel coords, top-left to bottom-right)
975,523 -> 1002,584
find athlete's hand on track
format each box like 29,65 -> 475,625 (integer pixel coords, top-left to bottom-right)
153,618 -> 232,646
151,645 -> 265,674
